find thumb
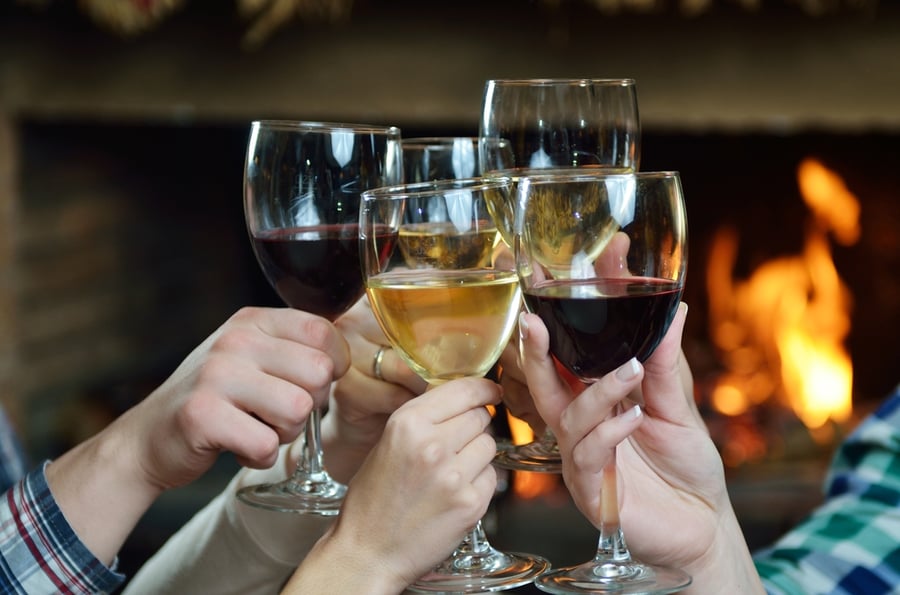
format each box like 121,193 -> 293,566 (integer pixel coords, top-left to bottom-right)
640,302 -> 693,420
517,312 -> 575,431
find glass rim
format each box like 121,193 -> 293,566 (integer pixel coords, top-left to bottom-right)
484,78 -> 636,87
401,136 -> 478,147
518,169 -> 678,184
250,120 -> 401,135
362,176 -> 511,201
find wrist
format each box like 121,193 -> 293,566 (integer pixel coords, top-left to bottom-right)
682,505 -> 765,594
287,525 -> 407,595
46,416 -> 163,564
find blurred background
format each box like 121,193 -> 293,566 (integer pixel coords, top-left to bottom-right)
2,0 -> 899,589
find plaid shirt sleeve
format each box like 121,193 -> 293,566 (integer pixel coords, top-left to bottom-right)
0,406 -> 125,594
754,384 -> 900,595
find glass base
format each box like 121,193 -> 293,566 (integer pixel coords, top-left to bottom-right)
236,476 -> 347,515
494,439 -> 562,473
535,558 -> 691,594
407,549 -> 550,593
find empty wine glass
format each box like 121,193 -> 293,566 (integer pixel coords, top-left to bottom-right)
239,120 -> 402,514
479,77 -> 641,472
360,177 -> 549,592
515,170 -> 690,594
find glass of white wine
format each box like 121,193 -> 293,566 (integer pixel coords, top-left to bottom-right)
359,177 -> 549,593
478,77 -> 641,473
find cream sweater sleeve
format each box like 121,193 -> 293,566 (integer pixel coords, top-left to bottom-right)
124,445 -> 334,595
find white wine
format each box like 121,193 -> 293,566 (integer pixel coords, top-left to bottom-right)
483,166 -> 632,250
366,269 -> 521,384
398,222 -> 498,269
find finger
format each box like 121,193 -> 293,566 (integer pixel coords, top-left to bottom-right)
639,302 -> 694,422
517,312 -> 573,429
251,307 -> 351,378
569,402 -> 643,475
594,232 -> 631,278
453,431 -> 499,484
332,365 -> 418,416
202,402 -> 282,469
372,346 -> 429,395
412,377 -> 501,424
192,353 -> 316,439
559,357 -> 643,444
500,373 -> 545,433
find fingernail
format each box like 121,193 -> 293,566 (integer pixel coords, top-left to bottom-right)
518,312 -> 529,340
626,404 -> 642,420
680,301 -> 689,316
616,357 -> 640,381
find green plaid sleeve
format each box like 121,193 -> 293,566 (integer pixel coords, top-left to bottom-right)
754,385 -> 900,595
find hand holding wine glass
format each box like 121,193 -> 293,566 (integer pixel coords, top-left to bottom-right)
281,377 -> 503,595
518,304 -> 766,594
515,170 -> 690,593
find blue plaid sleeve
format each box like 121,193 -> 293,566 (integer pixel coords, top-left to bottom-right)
754,385 -> 900,595
1,404 -> 127,593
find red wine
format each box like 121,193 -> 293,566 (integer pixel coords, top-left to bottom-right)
523,277 -> 682,381
252,225 -> 369,321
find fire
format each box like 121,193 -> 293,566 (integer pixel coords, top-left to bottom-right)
706,158 -> 857,452
506,412 -> 560,499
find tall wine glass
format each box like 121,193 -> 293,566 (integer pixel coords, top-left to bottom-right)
402,137 -> 479,182
360,177 -> 550,592
239,120 -> 402,514
479,77 -> 641,472
515,170 -> 690,594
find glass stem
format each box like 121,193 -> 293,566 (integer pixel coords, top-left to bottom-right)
593,446 -> 634,566
292,407 -> 329,482
539,426 -> 558,449
458,520 -> 493,556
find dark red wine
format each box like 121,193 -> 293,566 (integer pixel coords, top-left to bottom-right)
252,225 -> 366,321
523,277 -> 683,381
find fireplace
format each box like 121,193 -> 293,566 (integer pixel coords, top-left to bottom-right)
2,0 -> 900,587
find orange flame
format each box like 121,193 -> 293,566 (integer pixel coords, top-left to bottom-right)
707,158 -> 857,447
506,412 -> 559,499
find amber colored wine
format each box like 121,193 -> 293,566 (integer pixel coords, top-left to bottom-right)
366,270 -> 521,384
523,277 -> 682,381
398,222 -> 498,269
483,166 -> 631,249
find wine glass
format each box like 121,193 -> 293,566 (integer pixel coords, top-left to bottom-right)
402,136 -> 479,182
514,170 -> 690,594
360,177 -> 550,592
479,77 -> 641,473
239,120 -> 403,514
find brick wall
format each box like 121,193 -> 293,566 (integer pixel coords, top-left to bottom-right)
8,120 -> 272,458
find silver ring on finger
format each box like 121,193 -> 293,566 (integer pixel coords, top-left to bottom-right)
372,345 -> 389,381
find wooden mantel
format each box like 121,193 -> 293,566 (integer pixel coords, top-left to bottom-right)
2,1 -> 900,133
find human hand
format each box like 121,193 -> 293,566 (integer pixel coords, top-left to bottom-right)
125,306 -> 350,490
321,296 -> 428,483
282,377 -> 501,594
46,306 -> 349,565
518,304 -> 739,574
495,337 -> 547,435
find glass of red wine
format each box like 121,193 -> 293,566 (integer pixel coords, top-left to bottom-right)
479,78 -> 641,473
239,120 -> 402,514
514,170 -> 691,594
